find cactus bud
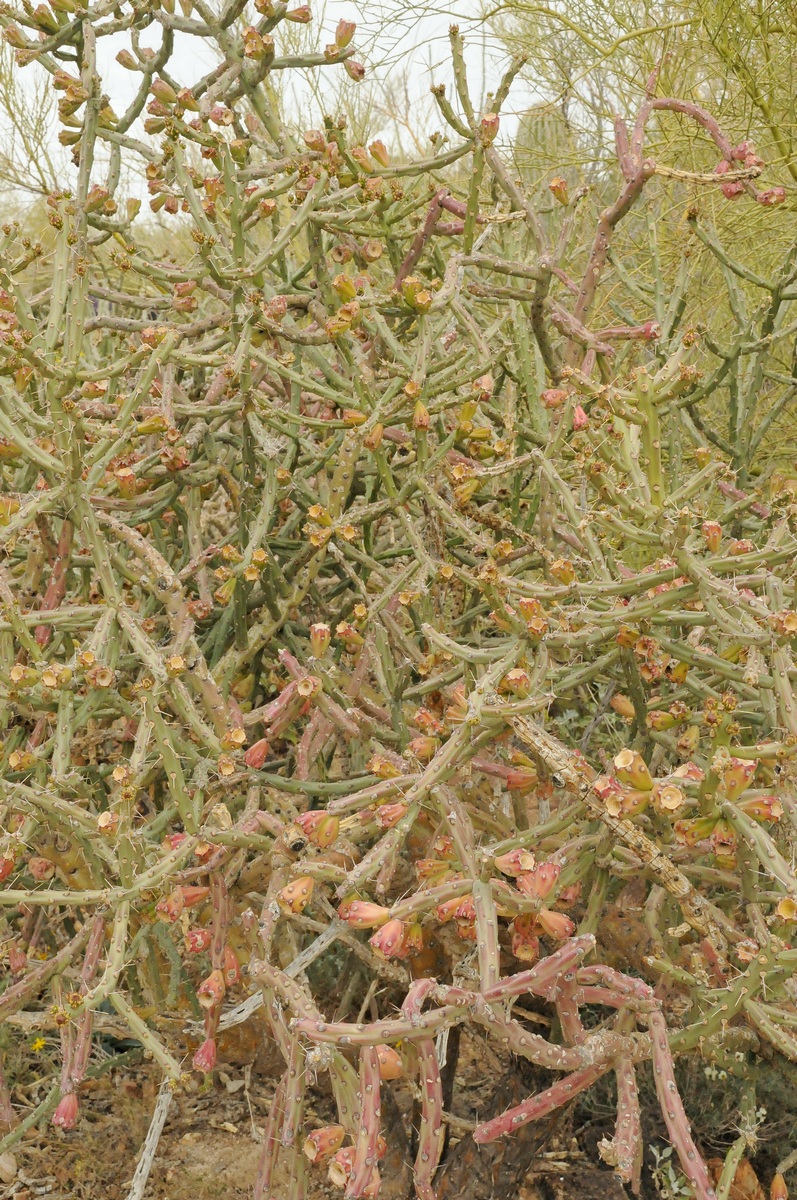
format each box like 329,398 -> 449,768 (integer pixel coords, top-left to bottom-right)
28,856 -> 55,881
244,738 -> 270,768
197,969 -> 226,1009
328,1146 -> 355,1187
296,810 -> 340,847
344,59 -> 365,82
537,908 -> 575,939
185,928 -> 212,953
192,1037 -> 217,1072
549,176 -> 569,204
493,848 -> 536,876
309,622 -> 331,657
613,749 -> 654,791
540,387 -> 568,409
757,187 -> 786,206
738,794 -> 783,821
304,1124 -> 346,1163
52,1091 -> 79,1129
369,918 -> 406,958
722,757 -> 757,801
480,112 -> 500,146
278,876 -> 315,914
771,1174 -> 788,1200
517,861 -> 560,899
572,404 -> 589,431
340,900 -> 390,928
550,559 -> 575,585
335,18 -> 356,47
375,1045 -> 403,1080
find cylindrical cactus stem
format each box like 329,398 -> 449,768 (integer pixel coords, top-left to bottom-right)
346,1046 -> 381,1197
402,978 -> 439,1018
413,1037 -> 445,1200
576,964 -> 654,1000
209,871 -> 230,969
648,1011 -> 716,1200
472,879 -> 501,991
251,960 -> 322,1021
611,1056 -> 642,1193
329,1050 -> 362,1139
281,1032 -> 306,1147
481,935 -> 595,1003
473,1063 -> 609,1143
555,976 -> 587,1045
292,1005 -> 464,1045
0,922 -> 92,1022
470,995 -> 585,1070
254,1070 -> 287,1200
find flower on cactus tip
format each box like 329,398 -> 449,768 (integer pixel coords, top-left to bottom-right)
192,1037 -> 217,1073
776,897 -> 797,922
721,757 -> 757,801
510,914 -> 540,962
52,1091 -> 79,1129
303,1124 -> 346,1163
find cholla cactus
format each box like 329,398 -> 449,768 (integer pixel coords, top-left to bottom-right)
0,3 -> 796,1198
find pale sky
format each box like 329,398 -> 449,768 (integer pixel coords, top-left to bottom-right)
9,0 -> 534,198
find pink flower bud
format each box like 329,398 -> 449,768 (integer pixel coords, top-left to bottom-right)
369,918 -> 406,958
374,802 -> 407,829
185,928 -> 212,953
505,767 -> 538,794
344,59 -> 365,82
197,968 -> 226,1010
0,855 -> 14,881
244,737 -> 270,768
517,861 -> 560,900
156,888 -> 184,922
335,18 -> 356,47
304,1124 -> 346,1163
572,404 -> 589,431
180,885 -> 211,908
480,112 -> 500,146
493,848 -> 536,877
340,900 -> 390,928
375,1045 -> 403,1080
540,387 -> 568,409
536,908 -> 575,939
52,1091 -> 79,1129
296,810 -> 340,848
192,1037 -> 217,1073
223,944 -> 241,986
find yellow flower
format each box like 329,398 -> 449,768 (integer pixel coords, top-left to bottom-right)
31,1037 -> 46,1053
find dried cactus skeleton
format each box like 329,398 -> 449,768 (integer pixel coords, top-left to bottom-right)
0,1 -> 797,1197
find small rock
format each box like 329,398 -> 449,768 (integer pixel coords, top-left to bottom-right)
0,1150 -> 18,1184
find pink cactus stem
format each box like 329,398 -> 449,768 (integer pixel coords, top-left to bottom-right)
346,1046 -> 381,1197
648,1012 -> 716,1199
473,1063 -> 610,1143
